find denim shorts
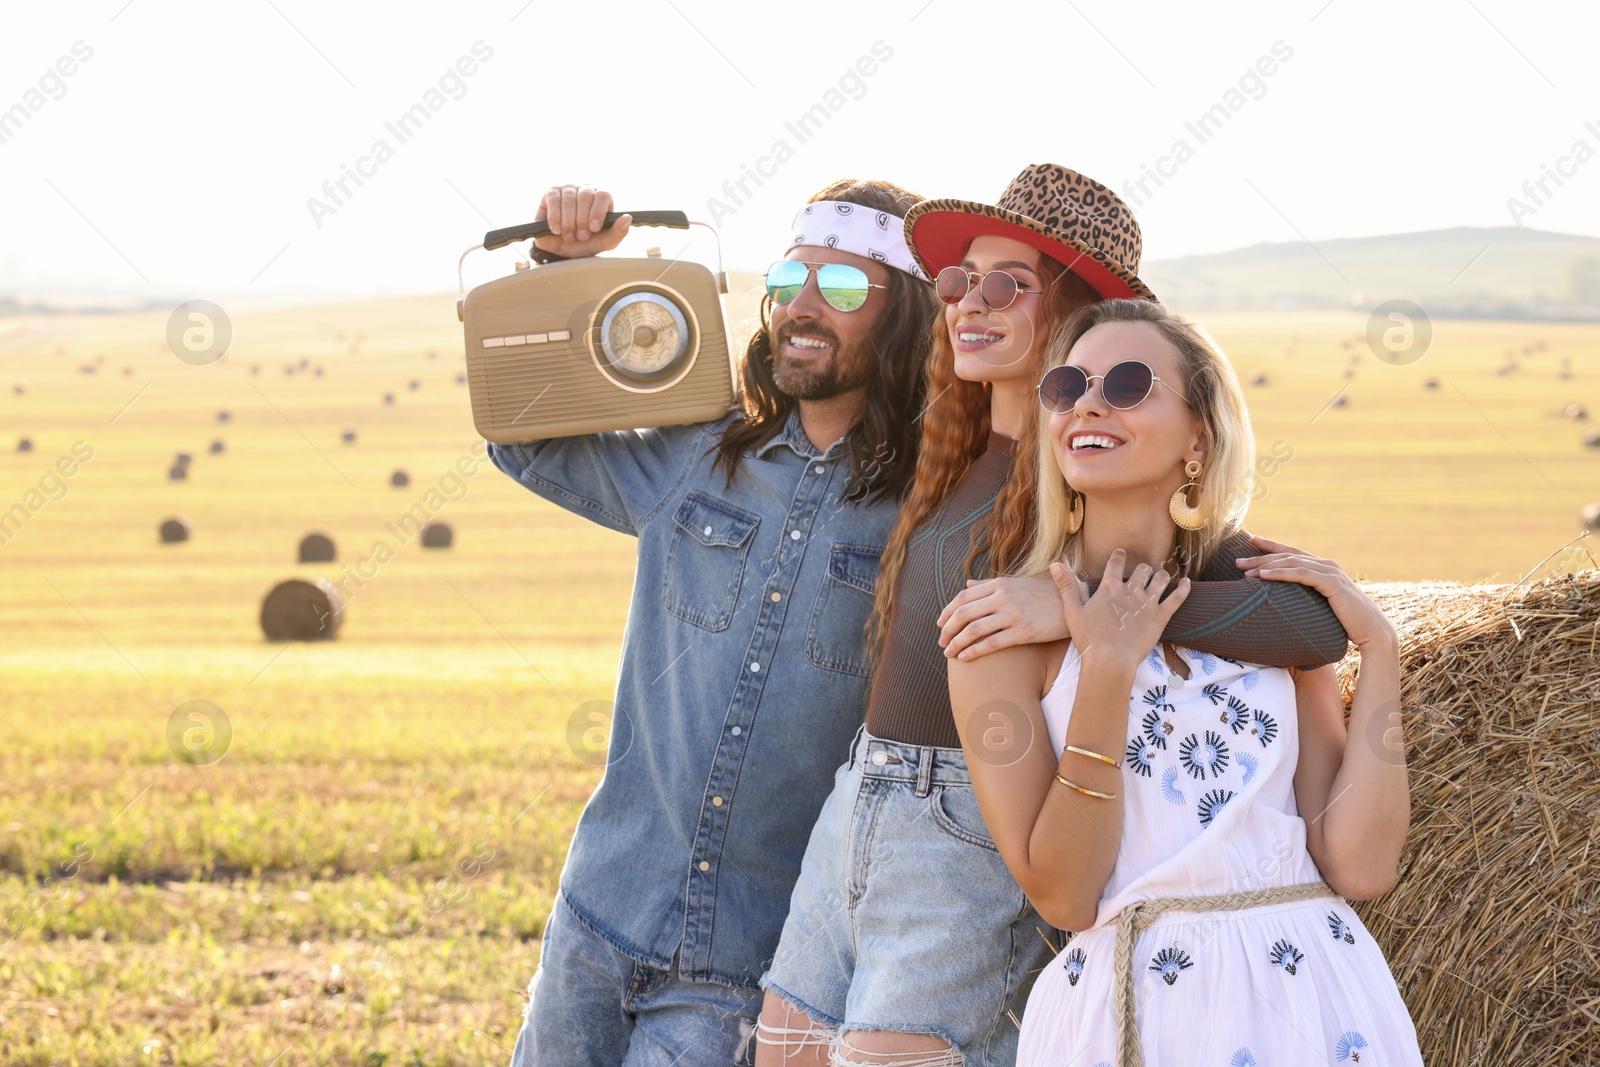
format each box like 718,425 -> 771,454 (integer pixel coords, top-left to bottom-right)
761,726 -> 1052,1065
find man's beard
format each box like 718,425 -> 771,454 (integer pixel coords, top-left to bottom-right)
770,321 -> 875,400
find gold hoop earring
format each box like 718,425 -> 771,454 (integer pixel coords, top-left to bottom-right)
1170,460 -> 1207,530
1065,485 -> 1084,534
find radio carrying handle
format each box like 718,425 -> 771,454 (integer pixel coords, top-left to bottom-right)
457,212 -> 726,322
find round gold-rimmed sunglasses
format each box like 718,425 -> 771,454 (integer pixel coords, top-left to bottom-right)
934,266 -> 1044,311
1038,361 -> 1189,412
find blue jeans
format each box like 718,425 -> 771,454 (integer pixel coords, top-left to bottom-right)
509,891 -> 764,1066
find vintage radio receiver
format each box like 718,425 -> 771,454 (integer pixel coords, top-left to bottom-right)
457,211 -> 736,444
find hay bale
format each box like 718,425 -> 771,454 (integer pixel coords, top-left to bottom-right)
383,392 -> 394,405
79,364 -> 96,375
408,379 -> 420,391
298,357 -> 309,371
251,364 -> 260,376
167,465 -> 187,481
158,517 -> 190,544
1331,394 -> 1349,408
455,373 -> 466,385
1341,367 -> 1356,378
428,350 -> 438,360
341,429 -> 357,445
420,523 -> 453,548
1424,378 -> 1439,390
209,439 -> 225,454
297,532 -> 336,563
1249,372 -> 1269,386
1583,431 -> 1600,448
174,451 -> 193,466
122,366 -> 134,376
12,384 -> 23,395
1342,573 -> 1600,1067
259,577 -> 343,641
16,436 -> 32,453
314,366 -> 324,378
216,409 -> 231,423
390,469 -> 410,488
1563,402 -> 1587,420
1581,503 -> 1600,532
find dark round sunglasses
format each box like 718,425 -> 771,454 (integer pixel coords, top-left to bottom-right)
934,265 -> 1043,311
1038,361 -> 1189,412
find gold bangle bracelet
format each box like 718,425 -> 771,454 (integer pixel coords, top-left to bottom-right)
1065,744 -> 1120,768
1054,772 -> 1117,800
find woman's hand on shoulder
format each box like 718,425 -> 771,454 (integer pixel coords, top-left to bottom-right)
533,184 -> 632,259
1051,550 -> 1190,671
937,574 -> 1071,661
1234,534 -> 1397,653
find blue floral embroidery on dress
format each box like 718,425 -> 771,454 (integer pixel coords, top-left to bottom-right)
1241,670 -> 1261,692
1197,788 -> 1235,828
1230,1050 -> 1259,1067
1202,682 -> 1229,706
1218,654 -> 1243,666
1269,938 -> 1305,975
1220,695 -> 1251,734
1237,750 -> 1259,785
1149,946 -> 1193,985
1141,684 -> 1174,714
1145,647 -> 1165,676
1125,737 -> 1157,777
1141,709 -> 1174,750
1193,651 -> 1220,675
1327,911 -> 1356,944
1335,1030 -> 1369,1062
1063,946 -> 1085,986
1250,708 -> 1279,747
1160,767 -> 1186,805
1179,729 -> 1230,780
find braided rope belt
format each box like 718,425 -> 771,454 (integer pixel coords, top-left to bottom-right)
1110,880 -> 1337,1067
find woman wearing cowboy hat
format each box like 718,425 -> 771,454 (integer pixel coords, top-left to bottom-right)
754,165 -> 1355,1067
948,297 -> 1424,1066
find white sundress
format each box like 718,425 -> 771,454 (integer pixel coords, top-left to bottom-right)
1017,642 -> 1425,1067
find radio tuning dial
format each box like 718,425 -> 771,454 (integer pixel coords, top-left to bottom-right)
597,290 -> 691,380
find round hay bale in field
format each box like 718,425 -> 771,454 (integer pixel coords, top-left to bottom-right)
250,364 -> 260,376
12,384 -> 24,395
390,469 -> 409,488
209,438 -> 225,454
158,516 -> 190,543
17,436 -> 33,452
79,364 -> 96,375
1344,574 -> 1600,1067
260,577 -> 343,640
314,366 -> 324,377
297,532 -> 336,563
216,409 -> 231,423
420,523 -> 453,548
383,392 -> 394,405
428,350 -> 438,360
298,357 -> 309,371
174,451 -> 193,466
1341,366 -> 1356,378
167,464 -> 188,481
1249,372 -> 1268,386
1565,401 -> 1589,420
1581,502 -> 1600,531
1423,377 -> 1439,390
455,373 -> 467,385
1331,394 -> 1349,408
122,365 -> 134,376
1583,431 -> 1600,448
408,379 -> 420,391
341,428 -> 357,445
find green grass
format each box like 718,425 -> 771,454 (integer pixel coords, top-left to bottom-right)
0,296 -> 1596,1063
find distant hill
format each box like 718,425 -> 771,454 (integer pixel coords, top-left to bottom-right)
1142,226 -> 1600,320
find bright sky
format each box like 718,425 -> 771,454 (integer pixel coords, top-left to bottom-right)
3,0 -> 1597,307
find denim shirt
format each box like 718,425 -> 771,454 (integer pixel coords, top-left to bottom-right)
487,409 -> 899,988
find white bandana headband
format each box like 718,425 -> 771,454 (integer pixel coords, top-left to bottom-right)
788,201 -> 925,280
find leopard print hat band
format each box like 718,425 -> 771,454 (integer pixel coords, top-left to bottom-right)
904,163 -> 1158,302
788,201 -> 926,280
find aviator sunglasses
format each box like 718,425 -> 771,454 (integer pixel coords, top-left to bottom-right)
1038,360 -> 1190,412
765,260 -> 888,313
934,266 -> 1044,311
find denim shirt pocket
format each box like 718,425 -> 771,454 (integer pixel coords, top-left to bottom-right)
804,543 -> 883,678
661,491 -> 761,632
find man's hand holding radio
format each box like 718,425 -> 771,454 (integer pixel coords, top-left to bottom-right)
534,184 -> 633,259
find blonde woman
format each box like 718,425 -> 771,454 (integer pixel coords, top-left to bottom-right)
949,298 -> 1423,1066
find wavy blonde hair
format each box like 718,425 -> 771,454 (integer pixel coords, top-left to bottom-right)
1017,299 -> 1256,581
867,255 -> 1099,662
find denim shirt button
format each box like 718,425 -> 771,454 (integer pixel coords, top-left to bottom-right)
871,750 -> 888,766
712,796 -> 724,806
749,662 -> 761,673
790,530 -> 802,540
813,464 -> 824,474
698,861 -> 710,872
731,726 -> 742,736
770,592 -> 782,602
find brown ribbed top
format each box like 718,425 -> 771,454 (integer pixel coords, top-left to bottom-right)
865,432 -> 1016,745
865,437 -> 1351,749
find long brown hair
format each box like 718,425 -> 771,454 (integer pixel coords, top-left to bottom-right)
867,251 -> 1100,660
713,179 -> 939,504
